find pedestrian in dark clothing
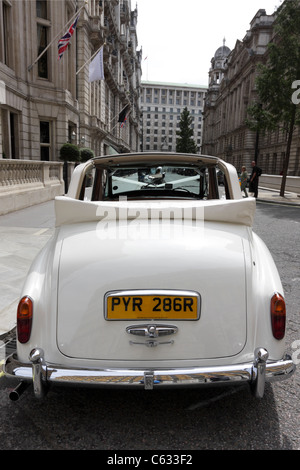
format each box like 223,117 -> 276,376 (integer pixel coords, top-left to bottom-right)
249,161 -> 261,198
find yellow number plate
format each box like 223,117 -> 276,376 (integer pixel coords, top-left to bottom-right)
105,290 -> 200,320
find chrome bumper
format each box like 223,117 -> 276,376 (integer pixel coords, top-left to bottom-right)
3,347 -> 295,400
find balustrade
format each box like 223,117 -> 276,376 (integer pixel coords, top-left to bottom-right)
0,160 -> 63,190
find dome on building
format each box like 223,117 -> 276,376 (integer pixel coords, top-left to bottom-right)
214,39 -> 231,59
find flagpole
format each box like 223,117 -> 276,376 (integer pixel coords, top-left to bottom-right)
76,44 -> 105,75
27,2 -> 87,72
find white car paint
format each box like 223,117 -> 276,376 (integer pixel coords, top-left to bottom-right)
3,153 -> 295,400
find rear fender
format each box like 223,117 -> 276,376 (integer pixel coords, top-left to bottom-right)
250,232 -> 286,359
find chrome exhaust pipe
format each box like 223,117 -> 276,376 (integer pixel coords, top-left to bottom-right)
9,381 -> 29,401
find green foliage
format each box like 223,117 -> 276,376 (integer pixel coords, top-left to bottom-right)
59,143 -> 81,162
246,0 -> 300,194
247,0 -> 300,130
80,147 -> 95,162
246,102 -> 279,133
176,107 -> 198,154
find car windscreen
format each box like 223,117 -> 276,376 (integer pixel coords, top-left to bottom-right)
103,165 -> 207,200
80,163 -> 227,201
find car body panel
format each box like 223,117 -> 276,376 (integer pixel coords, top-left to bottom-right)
56,219 -> 247,360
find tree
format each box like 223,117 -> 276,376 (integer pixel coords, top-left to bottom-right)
80,147 -> 95,162
59,143 -> 81,162
176,107 -> 198,154
246,0 -> 300,196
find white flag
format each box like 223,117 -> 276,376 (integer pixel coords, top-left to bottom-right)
88,48 -> 104,82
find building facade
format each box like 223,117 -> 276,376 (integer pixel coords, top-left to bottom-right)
202,8 -> 300,176
0,0 -> 142,161
140,81 -> 207,153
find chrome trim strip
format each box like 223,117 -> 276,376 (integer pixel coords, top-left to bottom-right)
3,352 -> 295,397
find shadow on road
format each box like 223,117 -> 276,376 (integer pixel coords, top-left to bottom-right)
0,376 -> 290,450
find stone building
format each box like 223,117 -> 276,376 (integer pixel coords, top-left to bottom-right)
202,8 -> 300,176
0,0 -> 142,161
140,81 -> 207,153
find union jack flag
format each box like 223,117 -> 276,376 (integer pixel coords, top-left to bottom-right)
119,104 -> 130,127
120,115 -> 127,128
58,15 -> 79,60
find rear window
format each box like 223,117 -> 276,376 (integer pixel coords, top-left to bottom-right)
81,163 -> 229,201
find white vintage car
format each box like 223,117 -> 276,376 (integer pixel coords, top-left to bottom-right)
4,153 -> 295,400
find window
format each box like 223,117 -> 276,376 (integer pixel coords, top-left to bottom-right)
93,163 -> 215,201
36,1 -> 50,79
1,109 -> 19,158
40,121 -> 51,160
0,1 -> 12,66
10,113 -> 18,159
37,24 -> 48,78
36,0 -> 48,18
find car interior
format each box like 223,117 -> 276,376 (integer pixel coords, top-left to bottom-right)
79,162 -> 231,201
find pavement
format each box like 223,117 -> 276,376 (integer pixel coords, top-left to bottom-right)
0,188 -> 299,337
257,186 -> 300,206
0,201 -> 56,337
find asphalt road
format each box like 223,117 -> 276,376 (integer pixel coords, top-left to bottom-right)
0,200 -> 299,451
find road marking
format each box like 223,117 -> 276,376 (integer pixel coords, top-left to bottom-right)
33,228 -> 48,236
0,359 -> 5,378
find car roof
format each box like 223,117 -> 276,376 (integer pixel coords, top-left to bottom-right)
92,152 -> 220,167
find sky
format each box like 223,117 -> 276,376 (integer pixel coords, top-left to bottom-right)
136,0 -> 282,86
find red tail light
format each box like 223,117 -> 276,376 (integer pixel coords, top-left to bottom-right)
17,296 -> 33,344
271,293 -> 286,340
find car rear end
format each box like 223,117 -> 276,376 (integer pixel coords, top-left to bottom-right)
5,215 -> 295,399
